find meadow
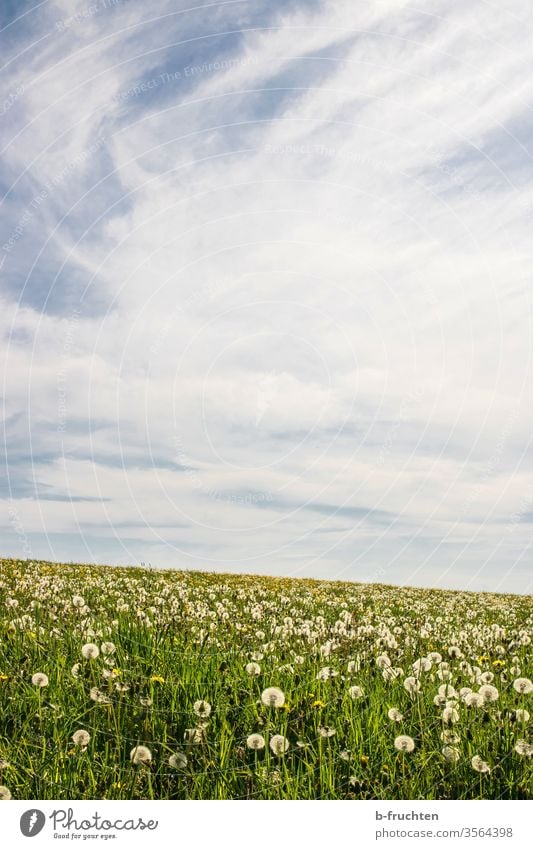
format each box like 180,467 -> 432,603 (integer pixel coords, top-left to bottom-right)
0,557 -> 531,800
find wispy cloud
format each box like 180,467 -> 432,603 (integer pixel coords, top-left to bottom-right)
1,0 -> 532,591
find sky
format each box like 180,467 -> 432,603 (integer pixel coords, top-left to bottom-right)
1,0 -> 532,593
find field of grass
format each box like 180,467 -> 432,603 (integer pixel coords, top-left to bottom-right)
0,557 -> 531,800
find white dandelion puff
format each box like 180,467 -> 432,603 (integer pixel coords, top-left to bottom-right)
184,727 -> 206,746
464,692 -> 484,708
130,745 -> 152,765
448,646 -> 462,658
89,687 -> 112,704
71,729 -> 91,749
403,676 -> 421,696
471,755 -> 491,774
442,746 -> 460,763
269,734 -> 289,755
513,677 -> 533,694
509,709 -> 530,723
318,726 -> 336,738
348,685 -> 363,699
0,786 -> 12,800
261,687 -> 285,708
245,662 -> 261,676
478,684 -> 499,703
514,740 -> 533,757
316,667 -> 338,681
394,735 -> 415,753
193,699 -> 211,718
442,707 -> 459,724
31,673 -> 48,687
81,643 -> 100,660
441,730 -> 461,745
246,733 -> 265,751
387,708 -> 404,722
169,752 -> 188,769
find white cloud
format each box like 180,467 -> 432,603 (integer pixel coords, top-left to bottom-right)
1,0 -> 532,591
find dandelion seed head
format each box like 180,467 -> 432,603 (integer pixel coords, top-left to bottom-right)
261,687 -> 285,708
72,729 -> 91,748
403,676 -> 421,696
169,752 -> 188,769
81,643 -> 100,660
348,685 -> 363,699
387,708 -> 403,722
471,755 -> 490,774
509,709 -> 530,723
442,707 -> 459,724
269,734 -> 289,755
184,727 -> 206,746
89,687 -> 112,704
442,746 -> 460,763
478,684 -> 499,703
513,677 -> 533,694
514,740 -> 533,757
130,745 -> 152,765
31,672 -> 48,687
246,733 -> 265,751
394,735 -> 415,753
464,692 -> 484,708
318,726 -> 336,738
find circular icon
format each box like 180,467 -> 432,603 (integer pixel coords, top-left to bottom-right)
20,810 -> 46,837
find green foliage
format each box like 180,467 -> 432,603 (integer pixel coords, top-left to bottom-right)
0,558 -> 531,800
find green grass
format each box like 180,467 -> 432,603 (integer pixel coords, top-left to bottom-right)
0,557 -> 531,800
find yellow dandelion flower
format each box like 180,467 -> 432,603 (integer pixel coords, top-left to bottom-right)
0,675 -> 8,682
150,675 -> 165,684
312,700 -> 326,708
492,660 -> 504,668
360,755 -> 369,766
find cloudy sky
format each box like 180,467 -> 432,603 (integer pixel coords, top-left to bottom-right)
1,0 -> 532,592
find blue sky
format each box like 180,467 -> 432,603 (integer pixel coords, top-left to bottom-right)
1,0 -> 533,592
